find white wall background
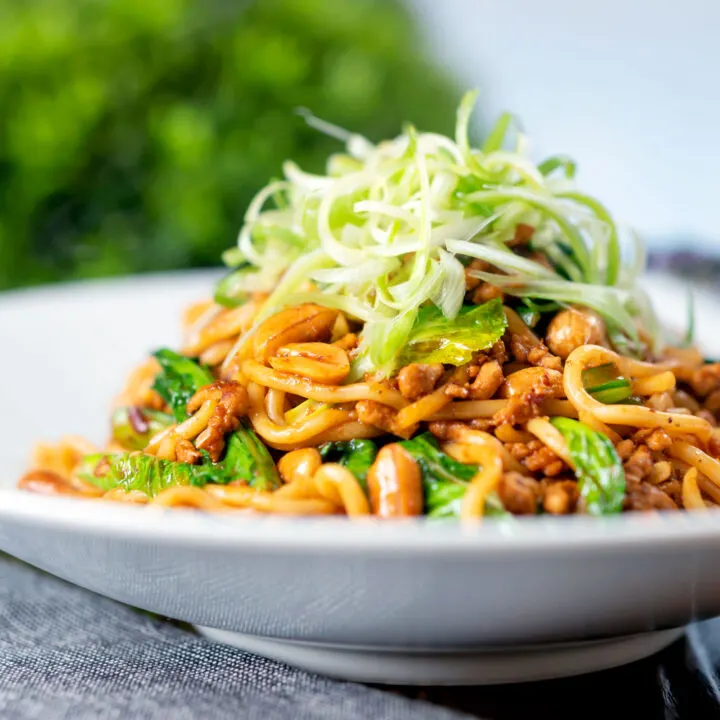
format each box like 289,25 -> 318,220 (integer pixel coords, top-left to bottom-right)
411,0 -> 719,253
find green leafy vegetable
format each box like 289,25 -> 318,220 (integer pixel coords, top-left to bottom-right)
76,453 -> 224,497
587,379 -> 632,405
550,418 -> 625,516
214,263 -> 253,308
581,363 -> 633,404
515,298 -> 561,329
399,432 -> 507,518
397,299 -> 508,367
152,349 -> 213,421
225,424 -> 281,491
319,439 -> 378,489
79,423 -> 279,496
111,407 -> 173,451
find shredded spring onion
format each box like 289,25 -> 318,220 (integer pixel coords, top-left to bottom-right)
221,91 -> 658,375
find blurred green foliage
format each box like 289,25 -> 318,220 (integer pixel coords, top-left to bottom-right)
0,0 -> 457,289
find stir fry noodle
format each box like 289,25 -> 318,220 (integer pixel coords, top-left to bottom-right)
19,92 -> 720,520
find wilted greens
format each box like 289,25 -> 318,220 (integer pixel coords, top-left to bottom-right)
399,433 -> 506,518
581,363 -> 633,404
224,424 -> 281,491
319,439 -> 378,489
111,407 -> 173,451
152,349 -> 214,421
551,418 -> 625,515
80,423 -> 279,496
397,299 -> 508,368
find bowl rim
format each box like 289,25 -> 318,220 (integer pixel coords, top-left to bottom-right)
3,269 -> 720,557
3,488 -> 720,555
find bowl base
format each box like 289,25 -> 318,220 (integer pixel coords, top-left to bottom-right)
195,626 -> 684,685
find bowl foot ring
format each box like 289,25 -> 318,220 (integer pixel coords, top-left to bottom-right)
195,626 -> 684,685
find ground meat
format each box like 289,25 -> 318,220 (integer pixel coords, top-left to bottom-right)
511,223 -> 535,246
444,362 -> 481,400
190,380 -> 249,462
333,333 -> 359,352
493,372 -> 557,426
507,442 -> 533,460
657,479 -> 683,506
526,345 -> 563,372
542,480 -> 579,515
691,364 -> 720,397
356,400 -> 417,439
498,472 -> 540,514
523,446 -> 565,476
623,445 -> 654,483
397,363 -> 445,401
488,340 -> 509,365
615,438 -> 635,460
427,420 -> 466,442
509,334 -> 562,372
464,259 -> 489,291
632,428 -> 673,452
507,438 -> 565,476
443,383 -> 470,400
624,482 -> 678,511
471,283 -> 504,305
468,418 -> 496,431
690,364 -> 720,397
175,439 -> 202,464
468,360 -> 504,400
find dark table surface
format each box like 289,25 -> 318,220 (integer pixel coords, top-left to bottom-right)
395,622 -> 720,719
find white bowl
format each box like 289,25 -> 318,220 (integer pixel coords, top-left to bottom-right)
1,270 -> 719,685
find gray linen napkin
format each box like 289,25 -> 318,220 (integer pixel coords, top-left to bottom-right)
0,558 -> 471,720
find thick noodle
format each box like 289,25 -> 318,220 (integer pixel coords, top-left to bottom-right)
564,345 -> 713,441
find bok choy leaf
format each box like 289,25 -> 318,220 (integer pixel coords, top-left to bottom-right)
399,432 -> 506,518
550,418 -> 625,515
152,349 -> 214,421
397,299 -> 507,367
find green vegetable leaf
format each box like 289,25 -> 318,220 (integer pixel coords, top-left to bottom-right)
78,423 -> 279,497
111,407 -> 173,451
515,298 -> 560,329
397,299 -> 508,367
399,432 -> 507,518
582,363 -> 632,404
152,349 -> 214,421
550,418 -> 625,516
77,453 -> 215,497
587,379 -> 632,405
319,439 -> 378,490
214,263 -> 253,308
225,423 -> 281,491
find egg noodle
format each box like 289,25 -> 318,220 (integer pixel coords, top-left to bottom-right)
19,93 -> 720,519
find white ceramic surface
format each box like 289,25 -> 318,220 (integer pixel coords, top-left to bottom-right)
2,271 -> 720,685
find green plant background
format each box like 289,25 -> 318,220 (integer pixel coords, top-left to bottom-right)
0,0 -> 457,290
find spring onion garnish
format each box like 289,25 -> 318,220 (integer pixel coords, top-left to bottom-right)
581,363 -> 633,404
221,91 -> 659,376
